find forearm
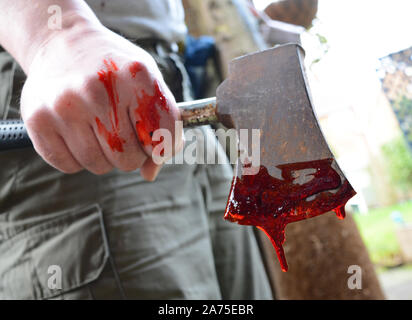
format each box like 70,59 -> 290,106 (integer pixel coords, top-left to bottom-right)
0,0 -> 101,74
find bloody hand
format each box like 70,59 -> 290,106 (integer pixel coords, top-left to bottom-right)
20,23 -> 183,180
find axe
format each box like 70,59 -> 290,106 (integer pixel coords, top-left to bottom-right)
0,44 -> 356,271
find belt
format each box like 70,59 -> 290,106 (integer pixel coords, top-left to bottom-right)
134,38 -> 181,54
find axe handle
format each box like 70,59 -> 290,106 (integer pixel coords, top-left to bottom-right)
0,120 -> 31,150
179,97 -> 218,127
0,97 -> 218,151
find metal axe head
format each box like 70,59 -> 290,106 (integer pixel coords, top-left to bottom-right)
216,44 -> 356,271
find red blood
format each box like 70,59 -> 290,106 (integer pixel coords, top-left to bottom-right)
95,117 -> 125,152
224,158 -> 356,272
134,80 -> 169,148
129,61 -> 144,78
96,59 -> 125,152
98,59 -> 120,127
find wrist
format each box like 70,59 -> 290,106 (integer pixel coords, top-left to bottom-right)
24,11 -> 103,75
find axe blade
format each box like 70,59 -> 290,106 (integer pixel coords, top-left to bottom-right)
217,43 -> 346,181
217,44 -> 356,271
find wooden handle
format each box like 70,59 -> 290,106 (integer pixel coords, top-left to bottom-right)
0,97 -> 219,151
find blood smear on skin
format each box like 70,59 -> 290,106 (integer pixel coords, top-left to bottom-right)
224,158 -> 356,272
129,61 -> 143,78
134,80 -> 169,149
95,59 -> 125,152
95,117 -> 125,153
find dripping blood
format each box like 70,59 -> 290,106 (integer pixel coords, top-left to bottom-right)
224,158 -> 356,272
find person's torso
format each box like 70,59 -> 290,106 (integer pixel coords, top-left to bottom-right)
86,0 -> 187,42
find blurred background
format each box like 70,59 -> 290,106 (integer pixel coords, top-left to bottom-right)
182,0 -> 412,299
296,0 -> 412,300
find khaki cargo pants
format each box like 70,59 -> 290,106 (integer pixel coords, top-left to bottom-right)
0,45 -> 272,299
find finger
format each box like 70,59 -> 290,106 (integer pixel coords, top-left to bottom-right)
28,127 -> 83,174
60,123 -> 114,175
156,79 -> 184,157
92,108 -> 148,172
89,59 -> 151,172
130,78 -> 183,161
140,157 -> 163,181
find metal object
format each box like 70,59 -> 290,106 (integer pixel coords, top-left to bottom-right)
0,119 -> 32,150
216,43 -> 347,181
0,98 -> 221,150
0,43 -> 346,185
179,97 -> 218,127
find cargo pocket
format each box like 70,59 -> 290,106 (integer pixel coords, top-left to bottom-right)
0,204 -> 111,299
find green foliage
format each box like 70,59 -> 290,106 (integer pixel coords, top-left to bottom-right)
381,136 -> 412,193
354,201 -> 412,266
394,96 -> 412,122
394,96 -> 412,146
316,33 -> 328,45
309,32 -> 329,67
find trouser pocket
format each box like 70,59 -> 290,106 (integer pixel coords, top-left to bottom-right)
0,204 -> 122,299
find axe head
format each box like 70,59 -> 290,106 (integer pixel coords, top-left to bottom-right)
216,44 -> 356,271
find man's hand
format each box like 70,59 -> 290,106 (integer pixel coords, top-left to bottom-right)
21,24 -> 183,180
0,1 -> 184,180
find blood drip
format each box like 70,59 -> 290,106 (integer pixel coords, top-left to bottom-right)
224,158 -> 356,272
134,80 -> 169,148
95,59 -> 125,152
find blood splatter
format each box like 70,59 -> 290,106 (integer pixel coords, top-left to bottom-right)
134,80 -> 169,149
95,117 -> 125,152
224,158 -> 356,272
129,61 -> 143,78
95,59 -> 125,152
